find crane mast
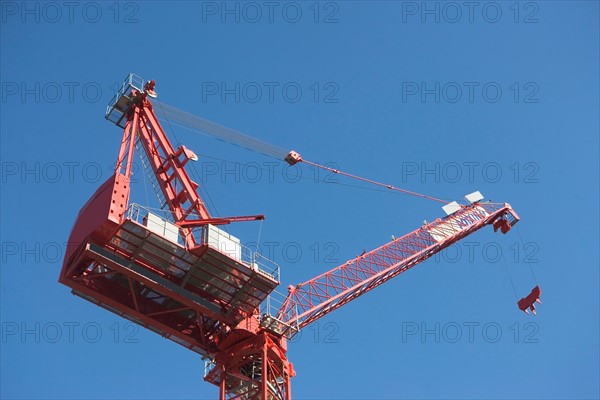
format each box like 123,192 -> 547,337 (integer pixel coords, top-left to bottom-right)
60,74 -> 520,400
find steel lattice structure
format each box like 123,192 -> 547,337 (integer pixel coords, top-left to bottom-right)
60,74 -> 519,400
277,202 -> 518,333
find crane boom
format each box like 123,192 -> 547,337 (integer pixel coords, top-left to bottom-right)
276,202 -> 519,334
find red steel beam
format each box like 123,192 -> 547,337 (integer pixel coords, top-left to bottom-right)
277,202 -> 519,332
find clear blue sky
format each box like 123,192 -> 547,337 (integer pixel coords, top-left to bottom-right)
1,1 -> 598,399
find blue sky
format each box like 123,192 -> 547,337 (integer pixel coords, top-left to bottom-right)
1,1 -> 598,399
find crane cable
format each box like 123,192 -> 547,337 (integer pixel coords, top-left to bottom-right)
516,224 -> 539,285
155,100 -> 450,205
300,159 -> 449,204
500,225 -> 541,305
500,243 -> 519,300
154,100 -> 288,159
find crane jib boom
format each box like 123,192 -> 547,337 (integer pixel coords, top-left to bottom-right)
276,202 -> 519,334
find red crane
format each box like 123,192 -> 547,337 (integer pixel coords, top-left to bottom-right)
59,74 -> 520,399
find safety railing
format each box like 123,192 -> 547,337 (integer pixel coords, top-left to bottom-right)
127,203 -> 185,246
260,289 -> 299,337
241,246 -> 280,282
204,358 -> 217,379
105,73 -> 145,127
126,203 -> 280,282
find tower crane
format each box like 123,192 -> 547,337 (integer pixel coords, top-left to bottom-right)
59,74 -> 520,399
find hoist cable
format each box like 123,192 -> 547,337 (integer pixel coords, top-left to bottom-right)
500,242 -> 519,300
515,225 -> 538,285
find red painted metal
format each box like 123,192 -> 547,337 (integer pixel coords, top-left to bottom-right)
276,202 -> 520,332
493,217 -> 512,234
178,215 -> 265,228
204,330 -> 294,399
284,150 -> 302,166
518,285 -> 542,315
61,74 -> 522,399
59,75 -> 280,369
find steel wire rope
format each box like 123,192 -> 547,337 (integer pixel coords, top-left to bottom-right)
154,101 -> 452,205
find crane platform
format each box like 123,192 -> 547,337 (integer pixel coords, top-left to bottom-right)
105,73 -> 145,128
61,198 -> 279,356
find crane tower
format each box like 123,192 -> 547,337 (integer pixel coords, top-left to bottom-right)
59,74 -> 520,399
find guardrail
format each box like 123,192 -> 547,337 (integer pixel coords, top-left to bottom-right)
105,73 -> 145,127
126,203 -> 280,282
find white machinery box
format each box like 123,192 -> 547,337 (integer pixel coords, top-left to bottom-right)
143,212 -> 180,244
203,224 -> 242,261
